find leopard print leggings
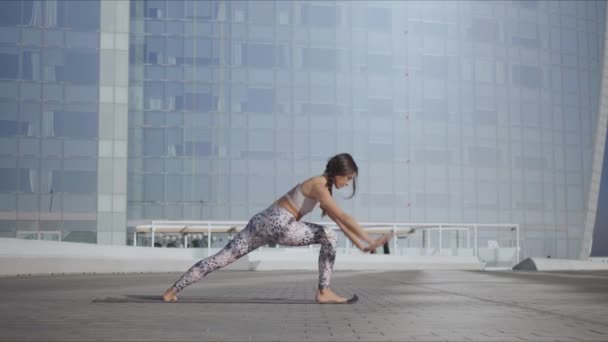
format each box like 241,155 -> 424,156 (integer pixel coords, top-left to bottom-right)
170,205 -> 338,292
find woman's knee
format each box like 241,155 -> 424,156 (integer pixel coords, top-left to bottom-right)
324,228 -> 338,246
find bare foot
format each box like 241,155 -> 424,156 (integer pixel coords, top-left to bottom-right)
316,288 -> 348,304
162,287 -> 178,302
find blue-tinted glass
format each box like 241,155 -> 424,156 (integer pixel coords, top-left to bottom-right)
512,65 -> 542,88
54,111 -> 98,139
167,1 -> 185,19
301,4 -> 337,27
470,18 -> 498,43
144,128 -> 164,157
245,88 -> 274,113
0,52 -> 19,79
0,168 -> 18,192
423,55 -> 447,79
178,93 -> 216,112
66,32 -> 98,49
143,174 -> 164,201
53,170 -> 96,194
61,1 -> 100,31
367,7 -> 391,31
60,51 -> 99,84
21,51 -> 40,81
303,48 -> 337,71
18,168 -> 37,193
0,120 -> 28,137
243,44 -> 276,68
0,1 -> 21,26
22,28 -> 42,45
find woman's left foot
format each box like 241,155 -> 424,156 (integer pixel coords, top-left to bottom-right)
316,288 -> 348,304
162,287 -> 178,302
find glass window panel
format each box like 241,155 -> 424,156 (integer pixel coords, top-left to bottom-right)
144,128 -> 164,157
52,170 -> 96,194
367,54 -> 392,75
302,48 -> 337,71
19,138 -> 39,156
423,55 -> 447,79
44,30 -> 64,46
0,51 -> 19,79
301,4 -> 337,27
166,175 -> 183,202
243,44 -> 281,68
143,174 -> 164,202
0,27 -> 19,44
17,193 -> 38,210
54,111 -> 98,139
512,65 -> 542,88
0,120 -> 28,137
66,31 -> 98,49
66,85 -> 99,103
0,1 -> 21,26
0,194 -> 16,212
60,50 -> 99,85
167,1 -> 185,19
248,129 -> 273,151
64,140 -> 96,157
249,1 -> 274,25
469,18 -> 498,43
367,7 -> 391,31
0,168 -> 18,192
22,28 -> 42,45
63,194 -> 96,212
62,0 -> 100,31
244,88 -> 275,113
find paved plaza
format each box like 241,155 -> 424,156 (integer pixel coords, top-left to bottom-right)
1,269 -> 608,341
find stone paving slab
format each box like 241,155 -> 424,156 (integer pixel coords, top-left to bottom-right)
1,269 -> 608,341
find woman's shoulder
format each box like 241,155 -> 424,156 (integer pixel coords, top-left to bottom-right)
300,175 -> 327,195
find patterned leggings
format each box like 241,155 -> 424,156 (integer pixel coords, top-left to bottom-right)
170,205 -> 338,292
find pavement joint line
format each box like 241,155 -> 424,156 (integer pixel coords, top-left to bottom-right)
364,273 -> 608,327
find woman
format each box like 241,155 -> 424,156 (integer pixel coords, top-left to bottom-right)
162,153 -> 393,304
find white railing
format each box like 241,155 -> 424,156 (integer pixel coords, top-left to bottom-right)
134,221 -> 521,266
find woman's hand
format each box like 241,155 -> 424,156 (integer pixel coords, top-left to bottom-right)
363,232 -> 395,253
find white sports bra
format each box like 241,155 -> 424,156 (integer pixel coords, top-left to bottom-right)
284,183 -> 318,217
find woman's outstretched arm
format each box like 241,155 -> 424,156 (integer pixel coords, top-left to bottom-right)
311,182 -> 390,251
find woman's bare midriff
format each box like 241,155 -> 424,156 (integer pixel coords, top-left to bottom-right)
274,176 -> 325,221
275,197 -> 302,221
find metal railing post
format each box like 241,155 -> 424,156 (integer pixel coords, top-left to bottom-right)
428,229 -> 432,255
207,222 -> 211,257
439,225 -> 443,256
133,231 -> 137,247
151,222 -> 155,248
516,224 -> 520,264
474,225 -> 478,258
392,225 -> 397,256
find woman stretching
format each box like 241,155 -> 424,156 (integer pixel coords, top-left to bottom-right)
162,153 -> 393,304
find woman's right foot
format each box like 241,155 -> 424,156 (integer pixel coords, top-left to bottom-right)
162,287 -> 178,302
316,288 -> 348,304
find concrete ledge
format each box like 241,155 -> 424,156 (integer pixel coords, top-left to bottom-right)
248,249 -> 485,271
0,238 -> 485,276
513,257 -> 608,271
0,238 -> 249,276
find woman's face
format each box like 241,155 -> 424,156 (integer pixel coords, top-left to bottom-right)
333,172 -> 357,189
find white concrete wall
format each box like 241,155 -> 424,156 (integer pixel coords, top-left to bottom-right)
0,238 -> 249,276
0,238 -> 487,276
513,257 -> 608,271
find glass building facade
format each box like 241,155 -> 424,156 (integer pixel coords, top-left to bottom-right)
0,1 -> 102,242
1,0 -> 607,259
